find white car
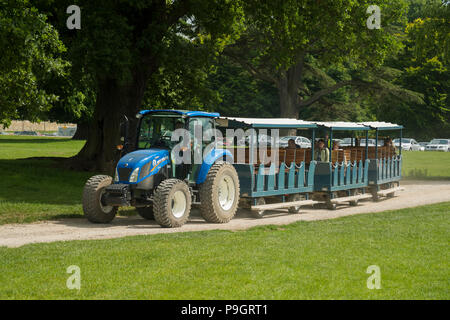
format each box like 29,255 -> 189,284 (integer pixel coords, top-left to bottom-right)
425,139 -> 450,152
393,138 -> 421,151
278,136 -> 311,148
341,137 -> 382,147
418,142 -> 429,151
360,138 -> 377,147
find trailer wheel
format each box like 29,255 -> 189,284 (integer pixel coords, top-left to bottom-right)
252,197 -> 266,219
136,206 -> 154,220
199,163 -> 240,223
349,190 -> 359,206
326,193 -> 337,210
327,202 -> 337,210
287,194 -> 305,214
386,183 -> 395,198
83,175 -> 118,223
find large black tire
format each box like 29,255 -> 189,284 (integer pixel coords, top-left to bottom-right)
136,206 -> 154,220
153,179 -> 191,228
199,163 -> 240,223
82,175 -> 118,223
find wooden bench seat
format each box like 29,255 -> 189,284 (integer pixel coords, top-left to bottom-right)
225,147 -> 313,166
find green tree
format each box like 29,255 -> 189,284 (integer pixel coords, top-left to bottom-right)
0,0 -> 66,127
371,0 -> 449,139
206,56 -> 279,118
224,0 -> 408,122
37,0 -> 244,171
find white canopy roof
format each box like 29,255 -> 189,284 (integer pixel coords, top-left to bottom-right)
358,121 -> 403,130
218,117 -> 317,128
313,121 -> 369,131
216,117 -> 403,131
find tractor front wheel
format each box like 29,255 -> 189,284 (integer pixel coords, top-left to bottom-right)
199,163 -> 240,223
82,175 -> 118,223
153,179 -> 191,228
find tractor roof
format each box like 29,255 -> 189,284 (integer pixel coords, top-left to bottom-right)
139,109 -> 220,118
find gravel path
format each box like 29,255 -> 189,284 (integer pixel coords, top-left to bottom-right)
1,180 -> 449,248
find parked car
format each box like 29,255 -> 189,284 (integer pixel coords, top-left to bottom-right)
13,131 -> 38,136
425,139 -> 450,152
241,134 -> 276,146
418,142 -> 429,151
360,138 -> 377,147
393,138 -> 421,151
340,138 -> 356,147
279,136 -> 311,148
341,137 -> 382,147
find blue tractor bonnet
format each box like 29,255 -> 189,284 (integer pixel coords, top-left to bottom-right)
116,149 -> 169,184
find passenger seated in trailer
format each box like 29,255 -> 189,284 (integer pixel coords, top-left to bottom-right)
324,133 -> 331,149
384,137 -> 397,155
287,138 -> 299,149
314,139 -> 330,162
332,140 -> 347,163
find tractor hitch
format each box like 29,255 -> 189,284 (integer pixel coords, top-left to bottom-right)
103,184 -> 131,206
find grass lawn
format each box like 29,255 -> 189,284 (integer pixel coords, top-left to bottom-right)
401,150 -> 450,180
0,136 -> 449,225
0,202 -> 448,299
0,136 -> 135,224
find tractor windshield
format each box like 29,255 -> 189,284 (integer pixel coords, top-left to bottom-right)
138,113 -> 185,149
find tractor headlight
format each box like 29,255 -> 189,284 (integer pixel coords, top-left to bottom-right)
129,167 -> 140,183
114,168 -> 119,182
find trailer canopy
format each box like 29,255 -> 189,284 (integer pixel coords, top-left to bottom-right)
217,117 -> 317,129
358,122 -> 403,130
313,121 -> 370,131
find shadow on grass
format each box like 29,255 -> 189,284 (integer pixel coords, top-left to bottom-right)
0,138 -> 73,144
403,168 -> 450,181
0,158 -> 93,206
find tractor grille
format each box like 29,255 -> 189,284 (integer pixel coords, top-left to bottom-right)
118,167 -> 133,181
139,163 -> 151,180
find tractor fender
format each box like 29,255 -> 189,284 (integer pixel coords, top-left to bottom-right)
196,148 -> 234,184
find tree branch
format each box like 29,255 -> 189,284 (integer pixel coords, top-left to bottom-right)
225,51 -> 279,86
299,80 -> 357,107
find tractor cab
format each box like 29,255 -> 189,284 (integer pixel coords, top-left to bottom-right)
115,109 -> 225,186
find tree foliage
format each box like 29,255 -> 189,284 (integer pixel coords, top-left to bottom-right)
0,0 -> 67,127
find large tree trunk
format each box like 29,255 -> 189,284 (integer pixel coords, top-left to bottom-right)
72,59 -> 154,173
278,61 -> 304,135
74,78 -> 126,173
72,121 -> 89,140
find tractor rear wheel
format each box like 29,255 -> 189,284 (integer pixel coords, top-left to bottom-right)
153,179 -> 191,228
136,206 -> 154,220
199,163 -> 240,223
83,175 -> 118,223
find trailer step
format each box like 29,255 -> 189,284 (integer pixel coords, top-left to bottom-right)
251,199 -> 318,211
377,186 -> 405,196
330,193 -> 373,204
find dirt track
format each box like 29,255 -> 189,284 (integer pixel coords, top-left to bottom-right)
0,180 -> 449,248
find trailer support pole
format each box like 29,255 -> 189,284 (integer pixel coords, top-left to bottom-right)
365,131 -> 369,161
311,129 -> 315,161
400,129 -> 403,156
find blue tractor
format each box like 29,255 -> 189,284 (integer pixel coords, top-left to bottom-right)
82,109 -> 239,228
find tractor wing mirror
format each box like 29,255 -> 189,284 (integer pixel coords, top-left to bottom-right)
119,115 -> 129,152
120,115 -> 129,139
